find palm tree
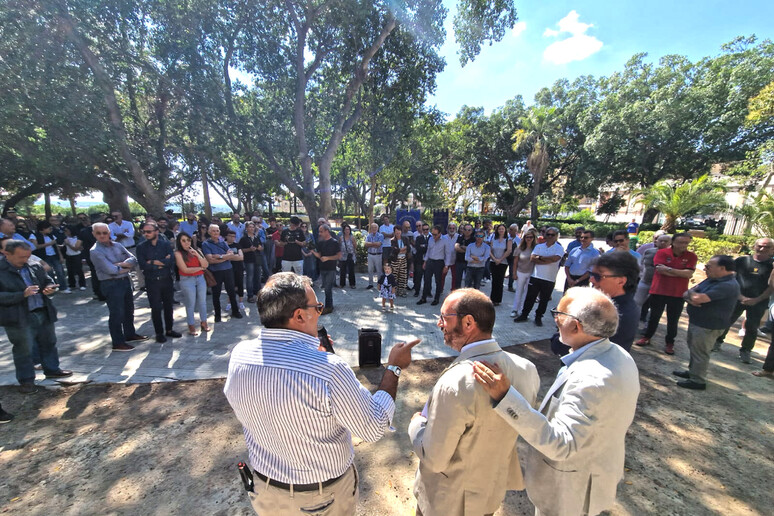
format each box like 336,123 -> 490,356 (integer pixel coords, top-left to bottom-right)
635,174 -> 728,233
512,106 -> 561,220
738,192 -> 774,236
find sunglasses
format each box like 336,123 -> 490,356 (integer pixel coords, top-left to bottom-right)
580,236 -> 591,240
614,239 -> 626,244
545,233 -> 557,237
142,229 -> 157,234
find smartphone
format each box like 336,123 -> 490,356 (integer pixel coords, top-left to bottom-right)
318,325 -> 334,354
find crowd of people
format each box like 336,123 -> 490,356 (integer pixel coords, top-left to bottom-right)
2,209 -> 773,515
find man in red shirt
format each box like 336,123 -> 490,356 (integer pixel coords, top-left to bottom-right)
635,233 -> 697,355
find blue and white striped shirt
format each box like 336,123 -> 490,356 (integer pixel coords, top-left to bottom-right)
224,328 -> 395,484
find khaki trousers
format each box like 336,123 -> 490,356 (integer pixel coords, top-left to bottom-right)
248,465 -> 358,516
687,323 -> 725,384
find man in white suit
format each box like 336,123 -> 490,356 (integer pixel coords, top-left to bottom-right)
408,288 -> 540,516
473,287 -> 640,516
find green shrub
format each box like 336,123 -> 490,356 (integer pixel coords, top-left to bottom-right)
688,238 -> 742,263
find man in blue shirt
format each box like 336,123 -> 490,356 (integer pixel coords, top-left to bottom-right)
607,230 -> 642,265
564,230 -> 597,290
674,255 -> 740,390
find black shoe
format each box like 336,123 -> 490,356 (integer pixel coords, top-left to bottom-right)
19,383 -> 38,395
231,312 -> 244,319
127,334 -> 149,342
0,407 -> 13,423
156,334 -> 167,343
366,285 -> 373,290
214,312 -> 222,323
166,330 -> 183,338
321,306 -> 334,315
514,315 -> 529,323
417,299 -> 427,305
172,299 -> 181,305
413,292 -> 420,297
430,299 -> 440,306
676,380 -> 706,390
672,370 -> 690,379
535,318 -> 543,327
508,287 -> 515,292
45,370 -> 73,379
112,343 -> 135,352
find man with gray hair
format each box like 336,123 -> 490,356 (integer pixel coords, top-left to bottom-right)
0,240 -> 72,393
224,272 -> 419,515
474,287 -> 640,516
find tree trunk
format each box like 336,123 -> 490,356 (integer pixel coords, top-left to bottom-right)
44,192 -> 52,219
201,166 -> 212,219
368,174 -> 376,226
101,182 -> 131,217
69,197 -> 77,217
2,181 -> 44,217
661,215 -> 677,233
641,208 -> 659,225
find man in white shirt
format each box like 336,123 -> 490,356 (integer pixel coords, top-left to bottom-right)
515,227 -> 564,326
409,288 -> 538,516
108,211 -> 143,289
224,273 -> 419,515
378,214 -> 395,264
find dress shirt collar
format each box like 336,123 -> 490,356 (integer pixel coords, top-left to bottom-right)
457,338 -> 500,361
260,327 -> 320,349
561,337 -> 605,368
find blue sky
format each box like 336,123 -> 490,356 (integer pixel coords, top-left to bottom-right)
429,0 -> 774,117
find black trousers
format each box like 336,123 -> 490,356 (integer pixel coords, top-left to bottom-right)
339,257 -> 356,287
422,259 -> 445,301
507,255 -> 516,289
85,256 -> 103,299
146,274 -> 175,335
489,262 -> 508,303
211,268 -> 239,318
413,254 -> 426,295
716,300 -> 769,352
643,294 -> 685,344
521,277 -> 556,319
65,254 -> 86,288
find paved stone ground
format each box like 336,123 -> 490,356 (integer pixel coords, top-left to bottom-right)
0,265 -> 561,388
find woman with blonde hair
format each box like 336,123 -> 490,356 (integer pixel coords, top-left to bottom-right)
510,228 -> 538,318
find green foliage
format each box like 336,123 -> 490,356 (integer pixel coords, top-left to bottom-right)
567,209 -> 596,223
688,239 -> 742,264
635,175 -> 728,232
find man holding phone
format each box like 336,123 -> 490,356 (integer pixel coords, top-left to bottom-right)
225,272 -> 419,516
0,240 -> 72,394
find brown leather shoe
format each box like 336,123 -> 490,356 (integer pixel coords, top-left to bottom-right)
188,324 -> 200,336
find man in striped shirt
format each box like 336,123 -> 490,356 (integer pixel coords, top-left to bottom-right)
224,272 -> 418,515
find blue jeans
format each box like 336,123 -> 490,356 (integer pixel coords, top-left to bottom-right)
465,266 -> 485,289
245,261 -> 261,297
303,255 -> 316,279
101,277 -> 136,346
4,310 -> 61,384
320,270 -> 336,308
43,255 -> 68,291
180,275 -> 208,325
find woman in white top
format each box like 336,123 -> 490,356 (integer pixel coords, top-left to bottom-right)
511,228 -> 538,318
63,225 -> 86,290
520,220 -> 534,238
488,224 -> 512,305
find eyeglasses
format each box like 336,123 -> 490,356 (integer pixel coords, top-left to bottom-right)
142,229 -> 157,234
93,231 -> 109,235
439,312 -> 466,323
589,272 -> 623,281
545,233 -> 557,237
614,239 -> 626,244
580,236 -> 591,240
550,308 -> 579,320
305,302 -> 324,314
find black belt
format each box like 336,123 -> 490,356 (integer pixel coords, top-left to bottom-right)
368,252 -> 382,255
30,307 -> 46,313
253,469 -> 345,492
102,277 -> 130,282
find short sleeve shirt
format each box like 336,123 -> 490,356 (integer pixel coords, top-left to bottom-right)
318,238 -> 340,271
627,222 -> 639,235
649,248 -> 698,298
687,275 -> 741,329
734,255 -> 774,299
379,224 -> 394,248
531,242 -> 565,282
280,228 -> 306,261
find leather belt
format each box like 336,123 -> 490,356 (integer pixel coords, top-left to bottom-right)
253,469 -> 345,492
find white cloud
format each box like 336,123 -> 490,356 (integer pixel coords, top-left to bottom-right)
542,10 -> 603,65
511,21 -> 527,37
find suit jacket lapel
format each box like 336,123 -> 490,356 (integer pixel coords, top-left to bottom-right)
538,367 -> 570,413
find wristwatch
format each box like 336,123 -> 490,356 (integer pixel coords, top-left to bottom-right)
386,364 -> 401,377
219,254 -> 223,259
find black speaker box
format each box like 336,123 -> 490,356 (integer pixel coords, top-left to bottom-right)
358,328 -> 382,368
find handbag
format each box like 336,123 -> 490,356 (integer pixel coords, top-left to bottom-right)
203,269 -> 217,287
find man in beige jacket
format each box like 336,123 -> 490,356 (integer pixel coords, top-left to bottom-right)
408,288 -> 540,516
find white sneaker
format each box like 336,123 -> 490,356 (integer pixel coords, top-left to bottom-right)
239,302 -> 245,310
738,328 -> 746,337
510,310 -> 517,318
62,288 -> 72,294
226,303 -> 232,311
79,286 -> 86,291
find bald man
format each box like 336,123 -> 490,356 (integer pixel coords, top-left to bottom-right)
474,287 -> 640,516
409,289 -> 539,516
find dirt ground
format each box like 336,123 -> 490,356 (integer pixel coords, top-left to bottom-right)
1,320 -> 772,516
